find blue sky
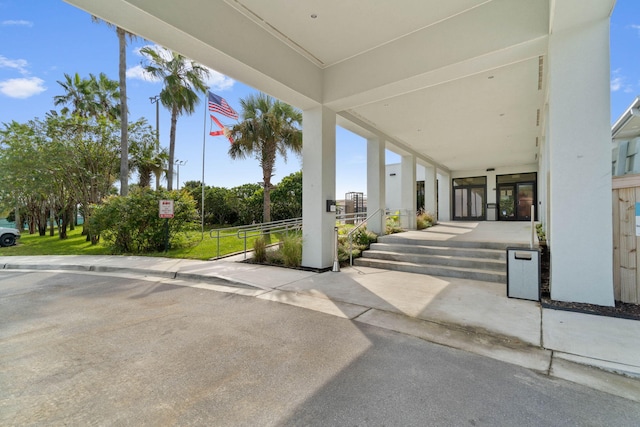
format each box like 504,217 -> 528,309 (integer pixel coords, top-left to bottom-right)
0,1 -> 638,195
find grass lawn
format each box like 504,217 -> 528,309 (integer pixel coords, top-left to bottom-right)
0,225 -> 276,261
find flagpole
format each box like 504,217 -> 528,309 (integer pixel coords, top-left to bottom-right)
201,93 -> 206,239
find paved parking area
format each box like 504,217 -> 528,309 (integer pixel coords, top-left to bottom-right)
2,270 -> 640,426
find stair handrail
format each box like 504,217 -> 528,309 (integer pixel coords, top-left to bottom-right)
346,208 -> 385,266
209,217 -> 302,259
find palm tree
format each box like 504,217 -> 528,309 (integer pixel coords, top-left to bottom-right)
141,47 -> 210,190
227,93 -> 302,224
128,119 -> 168,189
92,17 -> 139,196
53,73 -> 93,117
130,139 -> 169,188
54,73 -> 120,119
89,72 -> 121,120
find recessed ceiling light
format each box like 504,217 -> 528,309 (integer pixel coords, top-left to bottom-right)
310,13 -> 318,18
488,76 -> 494,79
499,113 -> 505,116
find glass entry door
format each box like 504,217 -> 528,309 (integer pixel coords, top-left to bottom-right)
516,183 -> 534,220
454,186 -> 485,220
453,176 -> 486,220
498,182 -> 534,221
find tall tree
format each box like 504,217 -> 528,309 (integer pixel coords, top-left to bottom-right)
128,119 -> 168,189
53,73 -> 120,120
141,47 -> 210,190
92,17 -> 139,196
53,73 -> 93,117
227,94 -> 302,224
117,27 -> 130,196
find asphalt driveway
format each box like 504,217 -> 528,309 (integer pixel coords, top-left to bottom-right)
2,270 -> 639,426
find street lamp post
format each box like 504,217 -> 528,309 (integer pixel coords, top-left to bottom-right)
174,159 -> 187,190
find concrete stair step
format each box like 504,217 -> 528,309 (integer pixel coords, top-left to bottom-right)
377,234 -> 523,251
353,257 -> 507,284
369,242 -> 506,260
362,250 -> 505,271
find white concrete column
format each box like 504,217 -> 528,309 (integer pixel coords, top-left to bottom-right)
547,19 -> 614,306
400,154 -> 417,229
367,136 -> 386,235
302,106 -> 336,269
438,170 -> 451,221
538,130 -> 548,228
424,164 -> 437,216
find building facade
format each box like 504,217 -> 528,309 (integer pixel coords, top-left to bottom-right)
66,0 -> 617,306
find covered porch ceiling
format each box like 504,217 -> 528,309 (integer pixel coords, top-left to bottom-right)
65,0 -> 616,173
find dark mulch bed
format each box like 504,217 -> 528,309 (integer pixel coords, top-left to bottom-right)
539,245 -> 640,321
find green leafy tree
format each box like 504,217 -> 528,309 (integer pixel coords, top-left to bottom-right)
141,47 -> 210,190
205,186 -> 235,226
228,183 -> 262,225
47,114 -> 120,243
0,120 -> 54,236
271,170 -> 302,221
227,93 -> 302,223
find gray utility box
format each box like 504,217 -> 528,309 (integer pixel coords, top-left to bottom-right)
506,247 -> 540,301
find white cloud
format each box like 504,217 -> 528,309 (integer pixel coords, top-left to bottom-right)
1,20 -> 33,27
131,43 -> 235,91
0,55 -> 28,74
126,64 -> 160,82
611,76 -> 623,92
611,69 -> 635,93
0,77 -> 46,98
207,69 -> 234,92
631,24 -> 640,36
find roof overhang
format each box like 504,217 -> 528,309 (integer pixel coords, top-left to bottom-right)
612,97 -> 640,141
64,0 -> 616,173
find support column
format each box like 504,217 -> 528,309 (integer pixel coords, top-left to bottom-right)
400,154 -> 417,229
424,164 -> 437,216
438,170 -> 450,221
302,106 -> 336,269
367,136 -> 386,235
547,18 -> 614,305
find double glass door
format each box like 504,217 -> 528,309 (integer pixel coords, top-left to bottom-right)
453,177 -> 486,220
498,182 -> 534,221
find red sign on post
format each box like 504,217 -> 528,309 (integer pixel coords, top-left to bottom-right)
159,200 -> 174,218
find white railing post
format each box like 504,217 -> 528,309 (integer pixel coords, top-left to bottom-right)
530,204 -> 535,249
333,226 -> 340,272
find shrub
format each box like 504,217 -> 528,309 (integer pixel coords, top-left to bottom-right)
417,211 -> 435,230
280,233 -> 302,267
354,228 -> 377,246
536,223 -> 546,243
386,211 -> 404,234
253,236 -> 267,263
91,188 -> 198,253
335,226 -> 377,265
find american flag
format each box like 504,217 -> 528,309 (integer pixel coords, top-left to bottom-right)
208,91 -> 238,120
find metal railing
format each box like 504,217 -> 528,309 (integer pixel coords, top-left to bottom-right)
209,217 -> 302,259
335,211 -> 368,226
346,208 -> 385,266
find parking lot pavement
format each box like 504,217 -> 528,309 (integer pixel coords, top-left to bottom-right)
2,270 -> 640,426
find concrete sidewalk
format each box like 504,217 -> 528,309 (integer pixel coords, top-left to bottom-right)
1,254 -> 639,402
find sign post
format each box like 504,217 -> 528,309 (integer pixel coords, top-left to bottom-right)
159,200 -> 174,252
